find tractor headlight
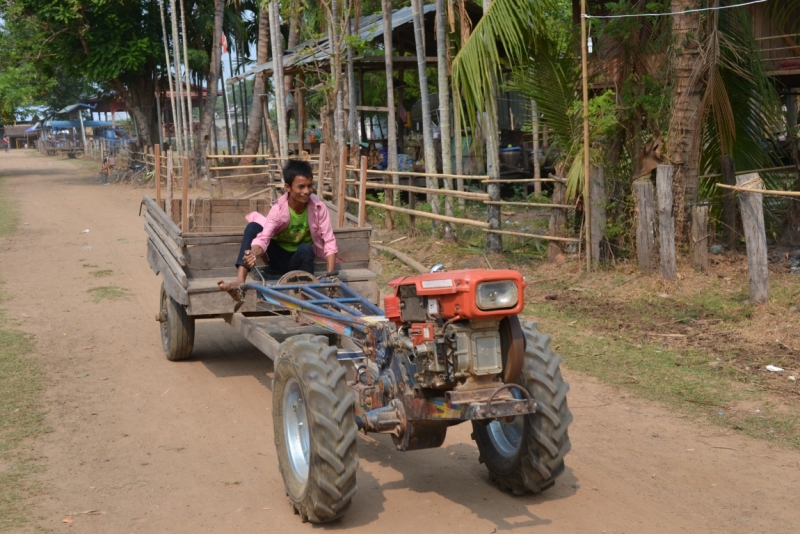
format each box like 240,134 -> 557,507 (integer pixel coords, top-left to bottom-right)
476,280 -> 518,310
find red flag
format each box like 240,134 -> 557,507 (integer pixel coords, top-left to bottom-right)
221,33 -> 228,54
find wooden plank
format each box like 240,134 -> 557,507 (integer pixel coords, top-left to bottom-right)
148,236 -> 188,287
634,180 -> 656,273
224,313 -> 282,360
143,210 -> 185,249
184,243 -> 240,271
691,205 -> 709,272
144,221 -> 186,266
721,155 -> 738,249
657,165 -> 677,280
202,199 -> 212,232
737,173 -> 770,303
147,240 -> 189,305
143,195 -> 183,240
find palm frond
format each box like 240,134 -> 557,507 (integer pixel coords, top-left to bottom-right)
451,0 -> 557,142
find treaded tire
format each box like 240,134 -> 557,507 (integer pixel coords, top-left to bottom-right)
273,335 -> 359,523
159,283 -> 194,361
471,320 -> 572,495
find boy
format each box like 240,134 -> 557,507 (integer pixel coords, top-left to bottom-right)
218,159 -> 337,297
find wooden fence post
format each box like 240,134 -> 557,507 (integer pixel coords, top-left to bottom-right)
166,148 -> 174,220
358,156 -> 368,227
657,165 -> 676,280
182,157 -> 189,232
590,165 -> 606,266
155,144 -> 162,204
721,155 -> 738,249
337,146 -> 348,228
737,173 -> 769,303
691,205 -> 709,271
548,179 -> 567,262
316,143 -> 327,198
634,179 -> 655,273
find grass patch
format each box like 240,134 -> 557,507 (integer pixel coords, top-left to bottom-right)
87,285 -> 129,302
82,264 -> 98,268
527,281 -> 800,450
0,179 -> 47,530
90,269 -> 113,278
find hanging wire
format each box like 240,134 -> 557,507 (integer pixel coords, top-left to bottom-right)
583,0 -> 766,19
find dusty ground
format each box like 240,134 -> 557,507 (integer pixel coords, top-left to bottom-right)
1,150 -> 799,533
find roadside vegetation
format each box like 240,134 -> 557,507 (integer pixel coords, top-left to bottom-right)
0,179 -> 47,530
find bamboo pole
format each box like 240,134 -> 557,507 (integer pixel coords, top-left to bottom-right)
479,178 -> 557,184
482,228 -> 581,243
355,182 -> 489,200
182,157 -> 189,231
366,169 -> 489,180
580,0 -> 592,269
166,148 -> 174,220
715,183 -> 800,197
345,198 -> 491,228
486,200 -> 574,209
358,156 -> 368,227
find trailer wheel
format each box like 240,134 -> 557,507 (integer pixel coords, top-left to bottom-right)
159,283 -> 194,361
273,335 -> 358,523
471,320 -> 572,495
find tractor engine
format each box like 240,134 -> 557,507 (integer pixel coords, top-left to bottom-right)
384,269 -> 526,391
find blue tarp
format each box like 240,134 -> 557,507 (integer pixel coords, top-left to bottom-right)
37,120 -> 116,129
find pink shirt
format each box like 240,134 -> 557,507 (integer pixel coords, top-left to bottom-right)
246,194 -> 338,259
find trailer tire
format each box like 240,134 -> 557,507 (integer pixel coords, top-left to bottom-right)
471,320 -> 572,495
159,283 -> 194,361
273,335 -> 358,523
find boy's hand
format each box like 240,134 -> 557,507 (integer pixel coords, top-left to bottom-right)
244,246 -> 265,268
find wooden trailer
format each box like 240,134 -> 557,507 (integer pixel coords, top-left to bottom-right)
142,195 -> 381,361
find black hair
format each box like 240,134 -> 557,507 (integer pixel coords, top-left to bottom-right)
283,159 -> 314,186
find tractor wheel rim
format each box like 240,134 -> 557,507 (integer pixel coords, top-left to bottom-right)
487,416 -> 525,458
283,378 -> 310,484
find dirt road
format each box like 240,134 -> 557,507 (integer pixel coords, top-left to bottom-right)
1,151 -> 798,533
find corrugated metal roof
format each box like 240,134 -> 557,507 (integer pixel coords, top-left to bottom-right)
57,103 -> 97,114
231,4 -> 436,83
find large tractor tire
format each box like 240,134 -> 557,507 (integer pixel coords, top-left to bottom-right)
272,335 -> 359,523
159,283 -> 194,361
472,320 -> 572,495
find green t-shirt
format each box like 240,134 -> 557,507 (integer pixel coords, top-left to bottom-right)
274,206 -> 313,252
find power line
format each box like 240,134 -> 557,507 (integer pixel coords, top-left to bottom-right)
583,0 -> 767,20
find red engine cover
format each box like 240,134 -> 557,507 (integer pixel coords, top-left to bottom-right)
386,269 -> 525,320
383,294 -> 401,323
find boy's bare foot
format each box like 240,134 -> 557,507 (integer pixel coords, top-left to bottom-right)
217,280 -> 242,302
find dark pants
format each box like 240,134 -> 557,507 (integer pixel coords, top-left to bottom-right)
236,222 -> 315,275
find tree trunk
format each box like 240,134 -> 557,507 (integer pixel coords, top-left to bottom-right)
483,0 -> 501,252
666,0 -> 705,245
436,0 -> 454,240
196,0 -> 224,171
411,0 -> 440,221
241,4 -> 270,158
111,76 -> 157,149
382,0 -> 398,211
